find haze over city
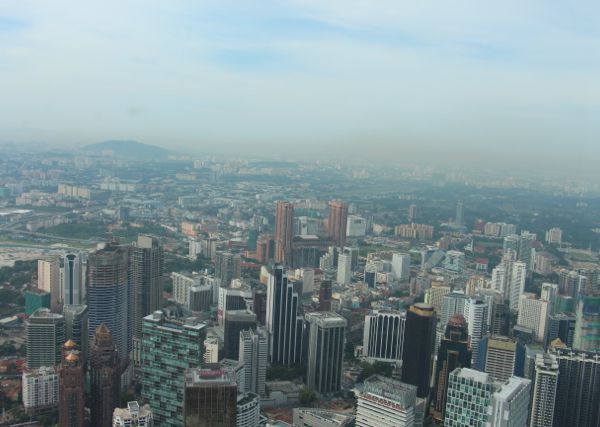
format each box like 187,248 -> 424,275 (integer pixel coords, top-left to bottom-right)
1,1 -> 599,171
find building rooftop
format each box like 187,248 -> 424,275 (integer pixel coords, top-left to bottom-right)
452,368 -> 490,384
184,367 -> 237,387
361,375 -> 417,407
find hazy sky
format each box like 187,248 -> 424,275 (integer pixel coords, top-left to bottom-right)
0,1 -> 599,164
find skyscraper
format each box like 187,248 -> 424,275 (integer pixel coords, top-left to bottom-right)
327,200 -> 348,248
431,314 -> 472,423
488,376 -> 532,427
90,324 -> 120,427
336,253 -> 352,285
464,296 -> 489,365
509,261 -> 527,311
215,251 -> 242,287
63,304 -> 88,367
26,308 -> 64,369
573,296 -> 600,351
62,253 -> 83,306
22,366 -> 59,414
305,311 -> 347,394
266,267 -> 303,366
318,280 -> 332,311
131,235 -> 163,364
38,258 -> 61,311
444,368 -> 493,427
402,303 -> 436,398
275,201 -> 294,265
546,313 -> 576,348
362,310 -> 405,363
478,336 -> 520,383
141,310 -> 206,426
455,200 -> 464,225
391,252 -> 411,281
183,367 -> 238,427
517,294 -> 549,343
224,309 -> 257,360
87,242 -> 131,369
58,343 -> 85,427
239,328 -> 268,396
529,353 -> 559,427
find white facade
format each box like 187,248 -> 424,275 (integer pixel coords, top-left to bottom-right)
517,294 -> 549,343
509,262 -> 527,311
363,310 -> 405,363
203,337 -> 220,363
529,354 -> 558,427
112,401 -> 154,427
391,253 -> 411,281
171,272 -> 198,307
237,392 -> 261,427
464,297 -> 489,366
188,238 -> 203,260
488,376 -> 531,427
239,328 -> 268,396
346,215 -> 367,237
38,258 -> 60,310
356,376 -> 421,427
545,228 -> 562,245
337,254 -> 352,285
22,367 -> 59,411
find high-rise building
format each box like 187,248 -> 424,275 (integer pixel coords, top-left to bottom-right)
217,284 -> 252,326
63,304 -> 88,366
551,346 -> 600,427
541,283 -> 559,314
131,235 -> 163,364
25,289 -> 51,315
362,310 -> 405,363
408,204 -> 417,222
455,201 -> 464,225
319,280 -> 332,311
90,324 -> 120,427
546,313 -> 576,348
391,252 -> 411,281
545,227 -> 563,245
573,296 -> 600,351
336,253 -> 352,285
239,328 -> 268,396
529,353 -> 559,427
517,294 -> 549,343
439,291 -> 468,329
62,253 -> 83,306
356,375 -> 424,427
464,297 -> 489,366
112,401 -> 154,427
215,251 -> 242,287
478,336 -> 520,383
431,314 -> 472,423
488,376 -> 531,427
26,308 -> 64,369
266,267 -> 303,366
402,303 -> 436,398
38,258 -> 61,311
183,367 -> 238,427
509,261 -> 527,311
443,251 -> 465,273
504,232 -> 536,272
305,312 -> 347,394
236,392 -> 261,427
328,200 -> 348,248
58,343 -> 85,427
275,201 -> 294,265
444,368 -> 493,427
87,242 -> 131,368
22,366 -> 59,414
141,310 -> 207,426
224,309 -> 257,360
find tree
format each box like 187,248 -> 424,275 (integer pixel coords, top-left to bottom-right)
299,387 -> 316,406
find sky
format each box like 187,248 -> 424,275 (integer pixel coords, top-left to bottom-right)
0,1 -> 599,167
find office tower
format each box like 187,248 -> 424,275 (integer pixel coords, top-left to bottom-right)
477,336 -> 520,382
551,347 -> 600,427
347,215 -> 367,237
439,291 -> 468,329
455,200 -> 464,225
59,344 -> 85,427
356,375 -> 424,427
239,328 -> 268,396
444,368 -> 493,427
336,253 -> 352,285
172,272 -> 199,307
266,267 -> 303,365
224,309 -> 257,360
491,299 -> 509,336
62,253 -> 83,306
189,284 -> 211,311
362,310 -> 405,363
545,227 -> 562,245
275,201 -> 294,265
504,232 -> 535,272
517,294 -> 549,343
236,392 -> 260,427
546,313 -> 576,347
26,308 -> 64,369
183,367 -> 238,427
408,204 -> 417,222
541,283 -> 559,314
431,314 -> 472,423
530,353 -> 559,427
63,304 -> 88,366
328,200 -> 348,248
464,297 -> 489,366
215,251 -> 242,287
402,303 -> 436,398
218,284 -> 252,326
22,366 -> 59,414
364,266 -> 376,288
90,324 -> 120,427
509,261 -> 527,311
131,235 -> 163,362
559,269 -> 588,298
305,312 -> 347,394
319,280 -> 332,311
25,289 -> 51,315
141,310 -> 206,426
203,337 -> 220,364
253,288 -> 267,325
391,252 -> 411,281
87,242 -> 131,367
489,376 -> 532,427
38,258 -> 61,311
573,296 -> 600,351
112,401 -> 154,427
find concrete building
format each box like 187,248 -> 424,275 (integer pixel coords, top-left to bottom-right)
346,215 -> 367,237
38,258 -> 61,311
443,251 -> 465,273
224,309 -> 257,360
294,408 -> 354,426
328,200 -> 348,248
517,294 -> 549,343
546,313 -> 576,348
112,401 -> 154,427
573,296 -> 600,351
488,376 -> 531,427
90,324 -> 121,427
444,368 -> 493,427
62,252 -> 84,306
59,344 -> 85,427
305,312 -> 347,394
545,228 -> 562,245
203,337 -> 220,364
63,304 -> 88,367
26,308 -> 64,369
239,328 -> 268,396
22,366 -> 59,414
479,336 -> 520,383
215,251 -> 242,287
464,297 -> 489,366
336,253 -> 352,285
236,392 -> 261,427
362,310 -> 405,363
391,252 -> 411,281
529,353 -> 559,427
275,201 -> 294,265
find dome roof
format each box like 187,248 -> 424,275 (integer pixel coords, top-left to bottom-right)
63,340 -> 77,349
448,313 -> 467,327
65,352 -> 79,362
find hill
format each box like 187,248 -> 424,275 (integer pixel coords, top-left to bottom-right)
82,140 -> 171,160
